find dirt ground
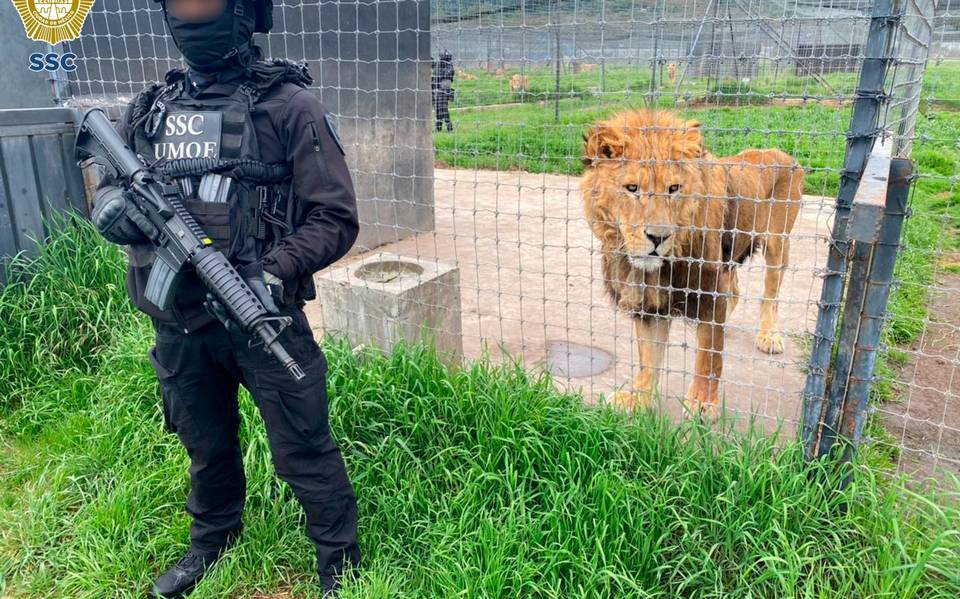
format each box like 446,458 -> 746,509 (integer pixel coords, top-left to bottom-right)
881,273 -> 960,484
306,168 -> 836,437
302,167 -> 959,478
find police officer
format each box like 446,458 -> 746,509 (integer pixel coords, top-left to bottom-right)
431,50 -> 455,132
89,1 -> 360,597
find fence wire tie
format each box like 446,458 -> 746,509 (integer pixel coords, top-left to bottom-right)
852,90 -> 888,102
846,126 -> 886,142
825,236 -> 851,254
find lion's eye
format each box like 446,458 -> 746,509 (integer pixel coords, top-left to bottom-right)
668,184 -> 681,194
624,184 -> 638,193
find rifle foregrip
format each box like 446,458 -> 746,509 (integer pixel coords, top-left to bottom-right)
192,248 -> 306,382
193,249 -> 265,327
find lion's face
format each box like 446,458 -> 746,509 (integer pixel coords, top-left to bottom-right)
580,110 -> 716,273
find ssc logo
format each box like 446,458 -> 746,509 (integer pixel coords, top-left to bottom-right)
29,52 -> 77,72
12,1 -> 96,44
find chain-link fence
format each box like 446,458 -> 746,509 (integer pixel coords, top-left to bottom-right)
871,0 -> 960,482
60,0 -> 958,485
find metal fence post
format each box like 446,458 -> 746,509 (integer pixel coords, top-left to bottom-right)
816,238 -> 872,458
800,0 -> 898,459
839,158 -> 912,463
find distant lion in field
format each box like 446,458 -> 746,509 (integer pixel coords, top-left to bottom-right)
510,74 -> 529,92
667,63 -> 677,84
580,110 -> 803,412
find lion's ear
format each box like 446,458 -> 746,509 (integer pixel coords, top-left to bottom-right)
672,120 -> 705,160
583,125 -> 624,165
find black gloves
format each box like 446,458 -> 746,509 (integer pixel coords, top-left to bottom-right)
91,185 -> 158,245
247,276 -> 280,314
204,267 -> 283,333
262,269 -> 285,307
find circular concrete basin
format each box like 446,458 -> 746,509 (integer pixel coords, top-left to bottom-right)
355,260 -> 425,284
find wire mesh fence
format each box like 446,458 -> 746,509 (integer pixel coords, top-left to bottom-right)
60,1 -> 958,485
871,0 -> 960,482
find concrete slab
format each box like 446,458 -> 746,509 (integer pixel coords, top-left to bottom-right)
307,168 -> 834,436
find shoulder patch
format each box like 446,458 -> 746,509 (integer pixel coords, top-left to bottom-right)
324,113 -> 345,156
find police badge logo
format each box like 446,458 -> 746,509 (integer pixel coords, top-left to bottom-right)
12,0 -> 96,44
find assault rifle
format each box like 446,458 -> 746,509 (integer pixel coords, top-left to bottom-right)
75,107 -> 306,382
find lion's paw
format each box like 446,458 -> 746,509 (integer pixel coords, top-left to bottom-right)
685,377 -> 719,419
687,401 -> 720,421
755,330 -> 785,354
612,389 -> 653,411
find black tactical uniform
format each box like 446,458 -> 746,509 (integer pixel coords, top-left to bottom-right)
431,51 -> 455,132
92,1 -> 360,596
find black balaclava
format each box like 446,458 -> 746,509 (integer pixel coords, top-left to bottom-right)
162,0 -> 257,74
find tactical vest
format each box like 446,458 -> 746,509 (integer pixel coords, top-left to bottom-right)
126,69 -> 314,317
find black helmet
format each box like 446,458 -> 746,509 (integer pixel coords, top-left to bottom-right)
153,0 -> 273,33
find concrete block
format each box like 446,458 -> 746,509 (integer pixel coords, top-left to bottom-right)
318,253 -> 462,363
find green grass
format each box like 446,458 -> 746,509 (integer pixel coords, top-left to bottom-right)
860,110 -> 960,427
449,65 -> 653,109
437,100 -> 848,195
885,111 -> 960,346
2,219 -> 960,598
448,63 -> 871,110
0,216 -> 133,415
440,60 -> 960,195
921,61 -> 960,111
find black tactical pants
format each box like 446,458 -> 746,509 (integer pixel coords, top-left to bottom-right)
147,306 -> 360,580
433,90 -> 452,131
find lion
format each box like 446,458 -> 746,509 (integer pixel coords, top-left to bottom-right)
580,110 -> 803,412
510,74 -> 529,92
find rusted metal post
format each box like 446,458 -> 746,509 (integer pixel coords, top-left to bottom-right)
800,0 -> 898,459
840,158 -> 912,463
816,239 -> 872,459
817,136 -> 893,458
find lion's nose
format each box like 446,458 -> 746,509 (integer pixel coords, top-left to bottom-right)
644,226 -> 675,247
645,232 -> 667,247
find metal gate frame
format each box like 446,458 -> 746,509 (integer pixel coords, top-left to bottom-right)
0,107 -> 88,286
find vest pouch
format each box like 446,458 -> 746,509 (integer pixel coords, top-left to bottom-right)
182,199 -> 234,254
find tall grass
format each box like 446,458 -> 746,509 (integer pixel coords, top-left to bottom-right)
1,219 -> 959,598
0,216 -> 133,417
